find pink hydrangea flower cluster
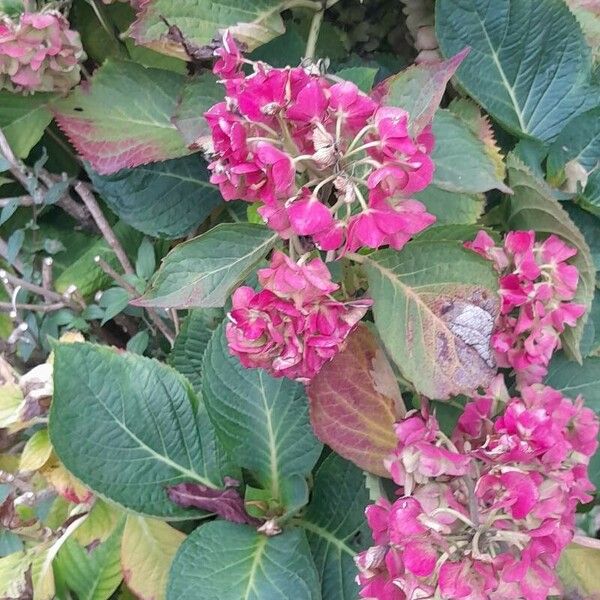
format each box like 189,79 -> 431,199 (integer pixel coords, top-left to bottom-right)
204,32 -> 436,255
226,251 -> 371,381
356,377 -> 598,600
466,230 -> 585,386
0,10 -> 85,94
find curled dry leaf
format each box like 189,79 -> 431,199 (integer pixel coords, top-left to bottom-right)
307,324 -> 401,477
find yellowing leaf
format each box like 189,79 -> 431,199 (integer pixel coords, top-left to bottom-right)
121,516 -> 185,600
558,542 -> 600,599
20,429 -> 52,472
41,457 -> 93,505
0,384 -> 23,428
0,551 -> 31,598
73,500 -> 121,548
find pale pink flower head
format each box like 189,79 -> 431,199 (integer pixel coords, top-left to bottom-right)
0,10 -> 85,93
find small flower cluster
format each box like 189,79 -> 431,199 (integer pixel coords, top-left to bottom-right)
204,32 -> 436,255
466,230 -> 585,386
226,251 -> 371,381
356,377 -> 598,600
0,10 -> 85,94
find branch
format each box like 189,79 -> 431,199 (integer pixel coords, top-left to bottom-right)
0,301 -> 65,314
95,256 -> 175,346
74,182 -> 135,276
0,269 -> 79,310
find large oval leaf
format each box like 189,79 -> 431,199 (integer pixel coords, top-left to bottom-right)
365,239 -> 500,400
507,156 -> 595,361
50,342 -> 232,518
53,60 -> 190,174
167,522 -> 321,600
202,325 -> 322,501
298,454 -> 372,600
307,325 -> 400,476
169,308 -> 223,393
436,0 -> 597,142
135,223 -> 278,309
87,156 -> 221,239
557,542 -> 600,599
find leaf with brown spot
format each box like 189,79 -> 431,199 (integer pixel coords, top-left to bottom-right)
365,239 -> 500,400
307,324 -> 401,476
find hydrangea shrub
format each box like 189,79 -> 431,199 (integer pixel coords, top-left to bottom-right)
0,1 -> 599,599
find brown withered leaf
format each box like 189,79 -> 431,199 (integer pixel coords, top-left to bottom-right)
307,324 -> 401,477
365,242 -> 500,400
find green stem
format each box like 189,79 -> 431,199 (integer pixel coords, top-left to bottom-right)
305,7 -> 324,60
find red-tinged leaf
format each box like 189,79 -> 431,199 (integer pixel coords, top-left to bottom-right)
307,324 -> 402,477
52,60 -> 190,174
167,479 -> 257,525
372,48 -> 470,135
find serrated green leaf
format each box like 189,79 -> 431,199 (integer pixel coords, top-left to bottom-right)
576,169 -> 600,219
136,223 -> 278,309
53,60 -> 190,175
55,521 -> 124,600
89,157 -> 220,239
581,288 -> 600,357
298,454 -> 371,600
202,324 -> 322,501
50,342 -> 233,517
431,110 -> 509,194
166,522 -> 321,600
364,239 -> 500,399
0,91 -> 56,158
169,308 -> 223,393
436,0 -> 598,142
507,156 -> 596,361
334,67 -> 377,92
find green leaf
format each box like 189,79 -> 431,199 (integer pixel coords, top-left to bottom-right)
50,342 -> 231,517
166,522 -> 321,600
88,156 -> 220,239
169,308 -> 223,393
53,60 -> 190,175
581,289 -> 600,357
507,156 -> 596,361
298,454 -> 371,600
364,239 -> 500,400
130,0 -> 293,55
334,67 -> 377,93
0,91 -> 56,158
136,223 -> 278,309
414,185 -> 484,225
99,287 -> 130,325
136,238 -> 156,280
577,170 -> 600,218
436,0 -> 598,142
121,516 -> 185,600
431,109 -> 509,194
202,324 -> 322,501
55,521 -> 124,600
547,107 -> 600,182
126,331 -> 150,355
172,73 -> 223,148
564,201 -> 600,272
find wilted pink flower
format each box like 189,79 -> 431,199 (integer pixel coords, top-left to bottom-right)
204,32 -> 436,256
226,252 -> 371,381
0,10 -> 85,93
356,379 -> 598,600
466,230 -> 585,386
